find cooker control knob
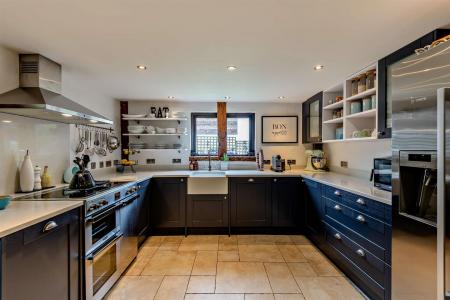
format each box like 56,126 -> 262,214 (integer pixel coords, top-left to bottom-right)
99,200 -> 108,206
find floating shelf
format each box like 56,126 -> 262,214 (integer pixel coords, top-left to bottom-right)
122,117 -> 188,121
130,148 -> 189,152
323,101 -> 344,110
344,88 -> 376,102
323,117 -> 343,124
346,109 -> 376,119
123,133 -> 188,136
322,139 -> 344,143
345,136 -> 377,142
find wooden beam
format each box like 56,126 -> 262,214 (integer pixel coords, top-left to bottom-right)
217,102 -> 227,158
119,101 -> 129,160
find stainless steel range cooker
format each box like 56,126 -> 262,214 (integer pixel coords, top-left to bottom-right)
15,181 -> 141,300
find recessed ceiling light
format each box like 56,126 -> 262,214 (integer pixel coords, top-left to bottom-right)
89,120 -> 98,123
137,65 -> 147,70
168,96 -> 175,99
61,113 -> 72,117
226,66 -> 238,71
2,120 -> 12,123
314,65 -> 324,70
224,96 -> 231,100
278,96 -> 287,100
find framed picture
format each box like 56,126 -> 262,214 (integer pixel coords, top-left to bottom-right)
261,116 -> 298,143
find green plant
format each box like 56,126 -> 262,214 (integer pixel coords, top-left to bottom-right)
221,154 -> 229,161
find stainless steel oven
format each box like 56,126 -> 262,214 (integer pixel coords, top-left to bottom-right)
85,232 -> 123,300
85,203 -> 121,252
372,157 -> 392,191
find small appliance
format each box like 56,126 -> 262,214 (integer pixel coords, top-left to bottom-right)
370,157 -> 392,191
304,149 -> 327,172
271,155 -> 285,172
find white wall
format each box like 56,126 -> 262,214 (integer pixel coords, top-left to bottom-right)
323,139 -> 391,178
125,100 -> 307,168
0,46 -> 120,195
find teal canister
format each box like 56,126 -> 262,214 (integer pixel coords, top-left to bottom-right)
362,97 -> 372,111
350,101 -> 362,114
335,127 -> 343,140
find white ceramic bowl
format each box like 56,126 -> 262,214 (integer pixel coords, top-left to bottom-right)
155,127 -> 166,134
127,125 -> 145,134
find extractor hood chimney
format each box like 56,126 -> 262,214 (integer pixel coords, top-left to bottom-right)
0,54 -> 113,125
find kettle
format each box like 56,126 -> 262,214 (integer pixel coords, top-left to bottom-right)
69,155 -> 96,190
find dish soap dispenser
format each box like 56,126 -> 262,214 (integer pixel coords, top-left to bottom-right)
20,150 -> 34,192
41,166 -> 52,189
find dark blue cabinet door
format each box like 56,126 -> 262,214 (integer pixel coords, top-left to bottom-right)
302,178 -> 324,244
136,179 -> 150,246
272,177 -> 301,227
150,178 -> 187,228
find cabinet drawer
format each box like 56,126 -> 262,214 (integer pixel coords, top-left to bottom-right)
324,215 -> 389,263
23,208 -> 80,245
324,198 -> 387,247
323,185 -> 387,222
325,222 -> 386,286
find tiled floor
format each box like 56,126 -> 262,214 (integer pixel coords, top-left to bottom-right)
105,235 -> 365,300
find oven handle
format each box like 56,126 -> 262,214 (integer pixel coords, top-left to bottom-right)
85,203 -> 120,223
86,232 -> 122,261
121,194 -> 139,207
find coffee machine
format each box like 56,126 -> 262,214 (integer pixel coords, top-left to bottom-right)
271,155 -> 285,172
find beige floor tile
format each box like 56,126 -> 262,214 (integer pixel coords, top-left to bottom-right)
154,275 -> 189,300
288,262 -> 317,277
124,255 -> 152,276
278,245 -> 307,262
296,245 -> 326,263
238,235 -> 276,245
185,294 -> 244,300
274,294 -> 306,300
309,260 -> 341,277
137,246 -> 158,258
141,250 -> 196,275
187,275 -> 216,293
289,236 -> 312,245
245,294 -> 275,300
219,235 -> 238,251
105,275 -> 163,300
192,250 -> 218,275
295,277 -> 364,300
143,235 -> 165,247
264,263 -> 301,293
216,262 -> 272,293
272,235 -> 294,245
163,235 -> 186,242
218,250 -> 240,262
179,235 -> 219,251
239,244 -> 284,262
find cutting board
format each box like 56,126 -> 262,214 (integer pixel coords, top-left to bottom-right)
109,175 -> 138,183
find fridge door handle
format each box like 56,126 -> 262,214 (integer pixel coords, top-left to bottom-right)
437,87 -> 449,300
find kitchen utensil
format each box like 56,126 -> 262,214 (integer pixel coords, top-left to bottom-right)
107,134 -> 120,152
76,128 -> 85,153
311,156 -> 327,170
64,163 -> 80,183
69,155 -> 96,189
0,195 -> 11,210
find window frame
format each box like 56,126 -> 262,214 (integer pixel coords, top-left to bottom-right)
190,112 -> 255,157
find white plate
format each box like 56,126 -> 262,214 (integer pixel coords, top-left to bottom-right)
122,114 -> 146,118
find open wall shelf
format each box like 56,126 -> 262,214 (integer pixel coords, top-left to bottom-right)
321,63 -> 378,143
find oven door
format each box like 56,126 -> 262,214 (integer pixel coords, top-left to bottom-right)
85,232 -> 123,300
85,204 -> 120,252
373,158 -> 392,191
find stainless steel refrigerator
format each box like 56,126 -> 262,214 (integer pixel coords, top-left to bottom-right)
390,39 -> 450,300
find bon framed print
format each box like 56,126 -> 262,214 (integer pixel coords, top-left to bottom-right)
261,116 -> 298,143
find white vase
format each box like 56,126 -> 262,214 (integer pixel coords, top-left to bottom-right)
20,150 -> 34,192
34,166 -> 42,191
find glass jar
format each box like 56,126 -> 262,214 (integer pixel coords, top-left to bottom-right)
366,70 -> 375,90
358,74 -> 367,94
351,79 -> 358,96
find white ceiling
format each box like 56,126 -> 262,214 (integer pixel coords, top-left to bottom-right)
0,0 -> 449,103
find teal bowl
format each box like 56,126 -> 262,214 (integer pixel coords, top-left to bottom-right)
0,196 -> 12,210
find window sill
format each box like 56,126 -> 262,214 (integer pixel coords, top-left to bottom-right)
189,156 -> 256,162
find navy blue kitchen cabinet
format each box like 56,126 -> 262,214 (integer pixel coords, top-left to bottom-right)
271,177 -> 302,227
230,177 -> 272,227
1,207 -> 82,300
136,179 -> 150,246
150,177 -> 187,229
303,180 -> 392,300
302,178 -> 325,245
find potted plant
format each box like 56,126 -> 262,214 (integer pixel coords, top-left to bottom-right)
220,154 -> 229,171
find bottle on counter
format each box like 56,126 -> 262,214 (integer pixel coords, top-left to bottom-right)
33,165 -> 42,191
41,166 -> 52,188
20,150 -> 34,192
189,160 -> 194,171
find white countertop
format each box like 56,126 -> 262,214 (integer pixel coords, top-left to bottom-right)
0,200 -> 83,238
99,169 -> 391,205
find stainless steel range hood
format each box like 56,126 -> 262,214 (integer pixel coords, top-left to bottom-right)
0,54 -> 113,125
